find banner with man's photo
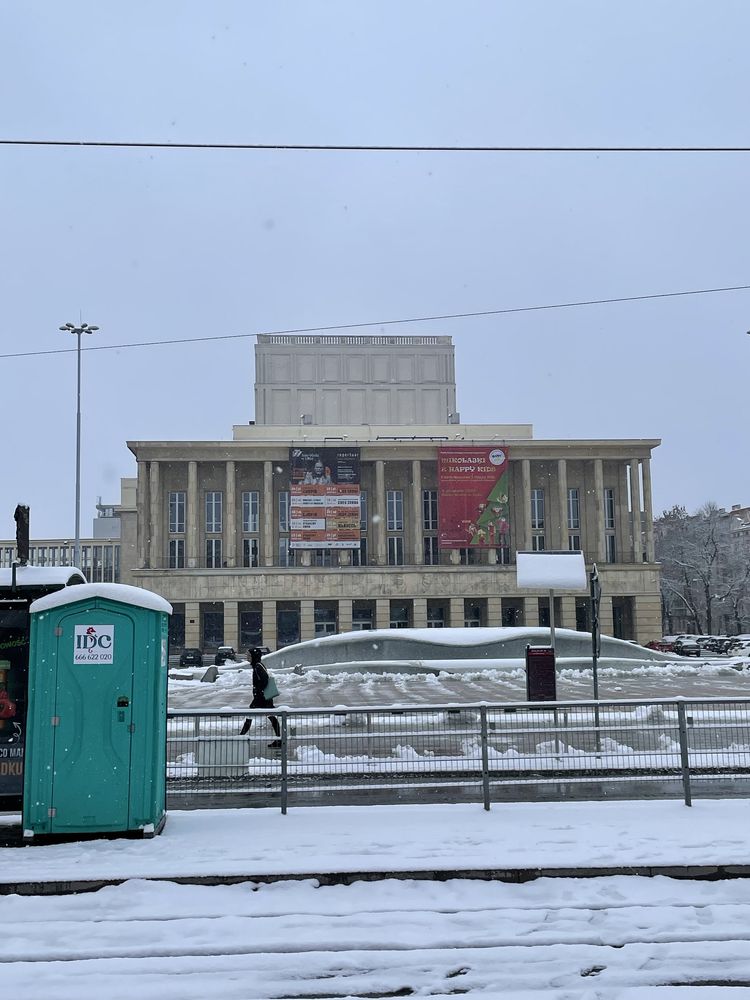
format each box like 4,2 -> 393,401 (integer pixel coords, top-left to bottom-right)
289,447 -> 361,549
438,446 -> 511,548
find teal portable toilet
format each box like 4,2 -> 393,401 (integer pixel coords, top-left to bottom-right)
22,582 -> 172,840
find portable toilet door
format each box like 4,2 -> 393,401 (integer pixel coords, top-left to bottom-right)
23,583 -> 171,838
49,606 -> 136,832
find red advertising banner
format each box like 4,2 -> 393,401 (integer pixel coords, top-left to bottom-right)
289,447 -> 361,549
438,446 -> 510,548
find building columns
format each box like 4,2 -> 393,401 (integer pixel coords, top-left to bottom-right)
375,461 -> 386,566
136,461 -> 150,569
412,597 -> 428,629
641,457 -> 656,562
225,461 -> 236,568
263,461 -> 274,566
520,459 -> 532,552
223,599 -> 239,649
629,459 -> 642,562
262,600 -> 277,650
557,458 -> 568,550
148,461 -> 161,570
184,600 -> 200,648
593,458 -> 606,562
338,599 -> 353,634
411,459 -> 423,565
300,599 -> 315,641
187,460 -> 199,568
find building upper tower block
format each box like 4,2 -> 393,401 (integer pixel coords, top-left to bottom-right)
254,334 -> 457,426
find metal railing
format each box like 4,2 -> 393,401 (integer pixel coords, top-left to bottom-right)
166,697 -> 750,812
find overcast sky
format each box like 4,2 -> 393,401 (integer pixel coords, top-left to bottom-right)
2,1 -> 749,539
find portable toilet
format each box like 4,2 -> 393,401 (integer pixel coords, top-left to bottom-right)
22,582 -> 172,840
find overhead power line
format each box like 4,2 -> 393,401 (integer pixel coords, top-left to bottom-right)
2,139 -> 750,153
2,283 -> 748,361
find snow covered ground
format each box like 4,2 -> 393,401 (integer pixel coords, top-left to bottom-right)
4,800 -> 750,997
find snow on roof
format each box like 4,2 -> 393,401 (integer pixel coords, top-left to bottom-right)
30,582 -> 172,615
0,565 -> 86,589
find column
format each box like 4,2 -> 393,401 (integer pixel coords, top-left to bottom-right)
300,599 -> 315,641
412,597 -> 428,628
599,597 -> 614,639
375,598 -> 390,629
149,461 -> 162,569
187,460 -> 199,569
338,599 -> 353,634
449,597 -> 464,628
184,600 -> 200,648
136,461 -> 150,569
559,596 -> 576,630
225,460 -> 236,568
557,458 -> 569,550
525,597 -> 541,626
223,600 -> 239,649
262,600 -> 277,650
635,594 -> 661,644
629,459 -> 642,563
593,459 -> 606,562
375,460 -> 387,565
521,459 -> 532,552
263,461 -> 274,567
487,596 -> 502,626
641,456 -> 656,562
411,459 -> 423,564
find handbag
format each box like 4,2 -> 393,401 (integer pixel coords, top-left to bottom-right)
263,672 -> 280,700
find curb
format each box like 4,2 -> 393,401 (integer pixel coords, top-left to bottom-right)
3,864 -> 750,896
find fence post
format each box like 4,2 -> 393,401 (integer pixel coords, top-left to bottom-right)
480,705 -> 491,811
676,700 -> 692,807
280,712 -> 288,815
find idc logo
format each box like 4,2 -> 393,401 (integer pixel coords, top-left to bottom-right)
74,624 -> 115,664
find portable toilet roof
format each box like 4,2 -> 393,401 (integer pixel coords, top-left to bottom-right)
30,582 -> 172,615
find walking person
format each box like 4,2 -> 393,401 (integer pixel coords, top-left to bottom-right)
240,647 -> 281,748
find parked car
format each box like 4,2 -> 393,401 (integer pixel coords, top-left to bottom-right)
646,639 -> 674,652
214,645 -> 237,666
178,647 -> 204,668
672,637 -> 701,657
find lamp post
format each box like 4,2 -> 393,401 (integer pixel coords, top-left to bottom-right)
59,322 -> 99,570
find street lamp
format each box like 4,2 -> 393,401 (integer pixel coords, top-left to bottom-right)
59,322 -> 99,570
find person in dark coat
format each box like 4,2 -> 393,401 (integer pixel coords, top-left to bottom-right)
240,648 -> 281,747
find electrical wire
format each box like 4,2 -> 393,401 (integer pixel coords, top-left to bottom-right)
2,139 -> 750,152
2,283 -> 748,360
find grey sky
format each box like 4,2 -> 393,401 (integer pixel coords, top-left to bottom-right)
2,1 -> 749,538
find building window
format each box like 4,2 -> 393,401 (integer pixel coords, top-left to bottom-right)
278,540 -> 296,566
567,488 -> 580,530
604,488 -> 616,531
531,535 -> 546,552
568,534 -> 581,551
352,603 -> 374,630
103,546 -> 114,582
205,491 -> 223,533
388,535 -> 404,566
422,490 -> 438,530
314,604 -> 337,636
459,547 -> 481,565
605,533 -> 617,563
464,602 -> 483,627
531,489 -> 545,530
390,602 -> 410,628
313,548 -> 334,567
37,546 -> 47,566
243,538 -> 259,568
359,491 -> 368,531
169,491 -> 186,533
242,491 -> 259,533
387,490 -> 403,531
352,537 -> 368,566
495,545 -> 511,565
92,546 -> 103,582
278,491 -> 290,533
169,538 -> 185,568
427,605 -> 445,627
206,538 -> 222,568
423,536 -> 439,565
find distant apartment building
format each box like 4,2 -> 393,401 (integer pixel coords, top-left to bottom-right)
123,334 -> 662,652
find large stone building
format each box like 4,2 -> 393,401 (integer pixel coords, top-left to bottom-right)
123,334 -> 662,652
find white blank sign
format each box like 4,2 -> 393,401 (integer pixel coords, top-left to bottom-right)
516,551 -> 587,590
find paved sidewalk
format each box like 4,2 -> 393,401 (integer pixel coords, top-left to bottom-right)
3,798 -> 750,894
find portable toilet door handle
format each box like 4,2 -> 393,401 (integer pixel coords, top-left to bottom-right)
117,696 -> 130,708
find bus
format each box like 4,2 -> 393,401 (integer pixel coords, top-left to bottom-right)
0,564 -> 86,808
